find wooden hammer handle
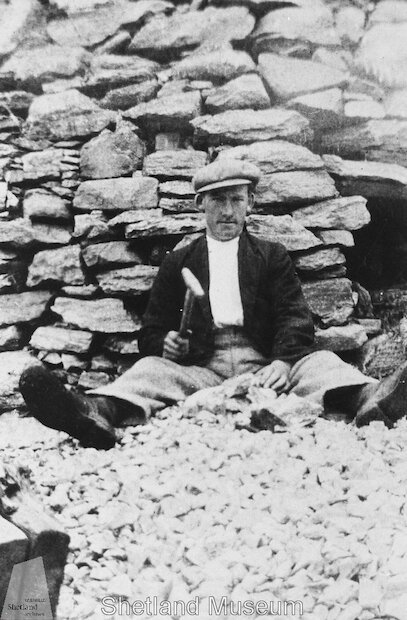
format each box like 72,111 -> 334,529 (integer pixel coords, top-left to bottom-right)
179,289 -> 195,338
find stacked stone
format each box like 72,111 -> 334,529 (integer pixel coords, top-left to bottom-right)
0,0 -> 405,402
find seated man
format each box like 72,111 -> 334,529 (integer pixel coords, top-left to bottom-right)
20,159 -> 407,449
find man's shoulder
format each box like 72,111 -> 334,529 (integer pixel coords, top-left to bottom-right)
245,232 -> 290,260
161,233 -> 205,266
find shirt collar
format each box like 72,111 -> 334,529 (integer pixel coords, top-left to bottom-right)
206,235 -> 240,251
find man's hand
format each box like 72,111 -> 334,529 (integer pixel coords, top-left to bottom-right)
163,331 -> 190,361
252,360 -> 292,394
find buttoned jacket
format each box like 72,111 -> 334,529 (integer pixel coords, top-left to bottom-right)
138,229 -> 315,365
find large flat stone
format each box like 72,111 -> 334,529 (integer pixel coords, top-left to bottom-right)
323,154 -> 407,200
317,230 -> 354,248
30,326 -> 93,354
293,247 -> 346,272
191,109 -> 311,146
287,88 -> 345,131
96,265 -> 159,295
20,149 -> 71,182
204,74 -> 270,113
23,190 -> 71,220
23,89 -> 114,142
143,150 -> 208,180
129,6 -> 254,59
292,196 -> 370,230
320,120 -> 407,167
254,170 -> 338,206
0,219 -> 71,249
47,1 -> 171,48
124,91 -> 202,131
302,278 -> 354,326
80,126 -> 145,179
258,53 -> 348,101
78,54 -> 159,97
315,324 -> 368,351
173,49 -> 255,82
72,212 -> 111,242
216,140 -> 324,174
246,215 -> 321,251
125,213 -> 206,238
0,291 -> 52,327
51,297 -> 139,333
82,241 -> 142,268
252,4 -> 340,55
27,245 -> 85,287
73,177 -> 158,211
100,80 -> 159,111
0,46 -> 91,89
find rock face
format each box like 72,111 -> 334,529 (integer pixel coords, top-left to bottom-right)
80,126 -> 145,179
51,298 -> 139,333
73,177 -> 159,211
192,109 -> 312,146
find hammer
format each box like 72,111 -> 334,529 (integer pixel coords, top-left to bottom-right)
179,267 -> 205,338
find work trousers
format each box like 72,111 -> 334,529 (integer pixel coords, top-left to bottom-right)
90,328 -> 377,423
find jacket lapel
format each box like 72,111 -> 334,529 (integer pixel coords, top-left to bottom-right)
238,230 -> 262,326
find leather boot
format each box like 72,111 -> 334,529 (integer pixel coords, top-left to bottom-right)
354,362 -> 407,428
19,364 -> 117,449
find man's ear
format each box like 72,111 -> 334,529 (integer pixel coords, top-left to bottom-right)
195,194 -> 204,211
246,191 -> 255,215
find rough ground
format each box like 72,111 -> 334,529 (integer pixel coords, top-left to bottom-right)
1,402 -> 407,620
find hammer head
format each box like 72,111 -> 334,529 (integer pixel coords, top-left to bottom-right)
181,267 -> 204,298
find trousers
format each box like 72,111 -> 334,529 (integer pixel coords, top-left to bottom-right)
90,328 -> 377,423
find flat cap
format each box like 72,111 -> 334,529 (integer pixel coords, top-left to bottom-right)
192,158 -> 261,194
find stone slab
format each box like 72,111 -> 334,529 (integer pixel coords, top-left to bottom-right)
125,213 -> 206,238
315,324 -> 368,351
96,265 -> 159,295
247,214 -> 321,251
173,49 -> 255,82
255,170 -> 338,206
0,291 -> 52,327
292,196 -> 370,230
27,245 -> 85,287
23,190 -> 71,221
293,248 -> 346,272
30,326 -> 93,354
51,297 -> 139,333
80,126 -> 145,179
73,177 -> 158,211
302,278 -> 354,326
204,74 -> 270,113
82,241 -> 142,268
143,150 -> 208,179
124,91 -> 202,131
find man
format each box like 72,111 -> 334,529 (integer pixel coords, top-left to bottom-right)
20,159 -> 407,449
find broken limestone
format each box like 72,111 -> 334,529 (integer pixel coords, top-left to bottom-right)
292,196 -> 370,230
30,326 -> 93,354
247,215 -> 321,251
192,109 -> 312,146
27,245 -> 85,287
0,291 -> 52,327
23,90 -> 114,142
73,177 -> 158,211
51,298 -> 139,333
302,278 -> 354,326
80,126 -> 145,179
96,265 -> 159,295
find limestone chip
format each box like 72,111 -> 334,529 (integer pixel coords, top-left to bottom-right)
30,326 -> 93,354
192,109 -> 311,146
80,127 -> 145,179
96,265 -> 159,295
173,49 -> 255,82
258,54 -> 348,101
27,245 -> 85,287
51,298 -> 139,333
0,291 -> 53,327
73,177 -> 158,212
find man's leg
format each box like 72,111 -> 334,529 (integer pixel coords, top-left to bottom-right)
20,357 -> 224,449
288,350 -> 407,427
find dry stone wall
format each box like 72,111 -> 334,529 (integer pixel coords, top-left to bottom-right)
0,0 -> 405,405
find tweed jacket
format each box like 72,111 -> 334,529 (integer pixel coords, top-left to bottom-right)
138,229 -> 315,366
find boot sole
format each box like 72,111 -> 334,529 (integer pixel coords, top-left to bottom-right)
20,366 -> 116,449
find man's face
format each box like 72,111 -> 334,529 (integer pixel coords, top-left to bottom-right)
197,184 -> 254,242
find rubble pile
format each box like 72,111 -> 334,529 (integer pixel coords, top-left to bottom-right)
0,0 -> 406,403
2,405 -> 407,619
